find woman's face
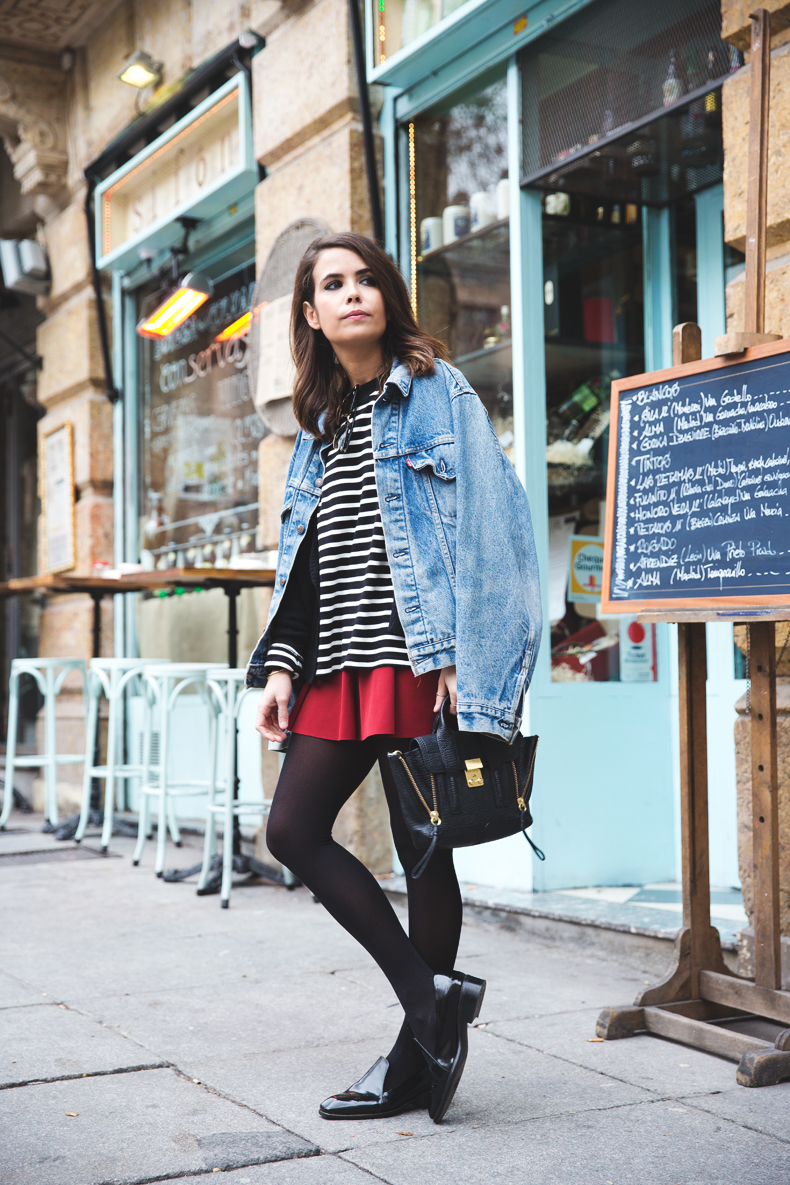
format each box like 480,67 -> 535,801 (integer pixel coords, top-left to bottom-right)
303,248 -> 387,352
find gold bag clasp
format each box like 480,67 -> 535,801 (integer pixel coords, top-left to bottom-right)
464,757 -> 484,787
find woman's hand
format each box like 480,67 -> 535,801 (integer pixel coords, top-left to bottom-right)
254,672 -> 293,742
434,664 -> 458,715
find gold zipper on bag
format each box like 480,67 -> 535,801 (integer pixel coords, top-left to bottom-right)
390,752 -> 441,825
512,740 -> 538,812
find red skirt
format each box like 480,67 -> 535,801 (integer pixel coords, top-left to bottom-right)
289,666 -> 440,742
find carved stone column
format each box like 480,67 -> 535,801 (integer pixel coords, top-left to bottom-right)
0,58 -> 69,213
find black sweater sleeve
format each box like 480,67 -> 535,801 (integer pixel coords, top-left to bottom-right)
264,517 -> 318,684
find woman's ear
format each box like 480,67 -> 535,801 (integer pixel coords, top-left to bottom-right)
303,301 -> 320,331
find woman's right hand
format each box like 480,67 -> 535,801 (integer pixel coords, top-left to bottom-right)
254,672 -> 293,743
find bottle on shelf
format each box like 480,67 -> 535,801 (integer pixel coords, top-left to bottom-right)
557,378 -> 604,439
662,49 -> 684,107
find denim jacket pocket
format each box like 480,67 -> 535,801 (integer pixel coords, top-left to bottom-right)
408,447 -> 457,585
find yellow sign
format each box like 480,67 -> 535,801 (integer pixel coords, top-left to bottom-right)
96,73 -> 256,272
568,535 -> 604,602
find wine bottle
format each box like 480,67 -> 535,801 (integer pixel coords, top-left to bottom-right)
662,49 -> 684,107
557,379 -> 603,438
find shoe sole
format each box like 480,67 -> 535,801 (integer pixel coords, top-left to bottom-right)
431,973 -> 486,1124
319,1090 -> 431,1120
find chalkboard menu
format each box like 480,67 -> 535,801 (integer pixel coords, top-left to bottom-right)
602,340 -> 790,612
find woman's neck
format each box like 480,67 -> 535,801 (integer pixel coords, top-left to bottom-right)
334,342 -> 385,388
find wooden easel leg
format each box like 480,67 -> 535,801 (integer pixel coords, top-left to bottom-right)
596,622 -> 734,1038
737,1047 -> 790,1087
749,622 -> 782,991
596,1006 -> 644,1040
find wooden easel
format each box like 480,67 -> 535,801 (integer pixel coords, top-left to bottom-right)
596,9 -> 790,1087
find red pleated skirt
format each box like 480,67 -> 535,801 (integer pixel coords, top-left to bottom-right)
289,666 -> 440,741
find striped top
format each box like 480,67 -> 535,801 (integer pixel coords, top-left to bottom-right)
265,379 -> 410,679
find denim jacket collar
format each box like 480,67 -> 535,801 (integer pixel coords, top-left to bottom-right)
385,359 -> 413,399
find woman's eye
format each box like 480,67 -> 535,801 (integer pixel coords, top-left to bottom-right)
325,280 -> 341,291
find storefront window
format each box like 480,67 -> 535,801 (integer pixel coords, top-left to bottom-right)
377,0 -> 468,63
543,194 -> 650,682
409,70 -> 513,458
137,262 -> 265,568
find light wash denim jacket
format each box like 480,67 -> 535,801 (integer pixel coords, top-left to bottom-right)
246,359 -> 542,740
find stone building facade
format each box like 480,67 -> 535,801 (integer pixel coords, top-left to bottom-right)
0,0 -> 390,867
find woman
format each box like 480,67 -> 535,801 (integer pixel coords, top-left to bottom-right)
248,231 -> 541,1124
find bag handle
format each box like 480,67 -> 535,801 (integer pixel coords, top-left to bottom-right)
429,695 -> 461,771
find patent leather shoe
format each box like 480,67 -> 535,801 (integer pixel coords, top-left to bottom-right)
415,971 -> 486,1124
318,1055 -> 431,1120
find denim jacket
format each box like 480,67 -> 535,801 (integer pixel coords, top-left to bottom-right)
246,359 -> 542,740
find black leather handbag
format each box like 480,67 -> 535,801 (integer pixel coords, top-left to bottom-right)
387,698 -> 543,879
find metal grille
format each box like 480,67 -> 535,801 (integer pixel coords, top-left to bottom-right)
520,0 -> 741,184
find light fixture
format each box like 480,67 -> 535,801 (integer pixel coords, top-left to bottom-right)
117,49 -> 162,89
137,272 -> 213,339
214,303 -> 268,342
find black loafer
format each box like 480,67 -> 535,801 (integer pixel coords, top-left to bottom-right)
416,971 -> 486,1124
318,1055 -> 431,1120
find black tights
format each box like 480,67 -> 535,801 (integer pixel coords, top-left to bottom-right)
266,733 -> 463,1084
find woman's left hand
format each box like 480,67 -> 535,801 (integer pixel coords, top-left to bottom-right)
435,665 -> 457,715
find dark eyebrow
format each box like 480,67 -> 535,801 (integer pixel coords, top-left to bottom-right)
319,267 -> 374,284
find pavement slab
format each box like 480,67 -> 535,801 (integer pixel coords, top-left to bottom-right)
485,1007 -> 743,1096
181,1025 -> 651,1154
681,1081 -> 790,1144
69,971 -> 395,1064
342,1098 -> 790,1185
0,970 -> 49,1010
0,1000 -> 166,1087
0,1066 -> 317,1185
166,1155 -> 384,1183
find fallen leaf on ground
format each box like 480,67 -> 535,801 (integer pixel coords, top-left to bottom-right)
65,1112 -> 78,1117
588,1037 -> 604,1043
397,1132 -> 413,1136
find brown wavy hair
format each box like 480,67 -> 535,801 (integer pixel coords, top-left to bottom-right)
290,231 -> 448,439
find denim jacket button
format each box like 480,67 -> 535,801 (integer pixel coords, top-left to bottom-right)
315,477 -> 323,487
279,576 -> 286,587
297,524 -> 305,535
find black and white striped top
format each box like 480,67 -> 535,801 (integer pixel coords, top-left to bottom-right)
265,380 -> 410,679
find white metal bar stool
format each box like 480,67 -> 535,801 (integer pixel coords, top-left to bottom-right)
199,667 -> 296,908
1,658 -> 87,829
75,658 -> 168,851
133,662 -> 227,875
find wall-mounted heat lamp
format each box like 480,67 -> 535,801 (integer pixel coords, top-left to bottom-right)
214,303 -> 267,342
136,272 -> 213,339
117,50 -> 162,89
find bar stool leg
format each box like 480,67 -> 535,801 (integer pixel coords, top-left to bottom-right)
221,687 -> 235,908
0,668 -> 20,829
155,681 -> 171,876
167,799 -> 182,846
76,671 -> 100,842
134,676 -> 157,866
133,790 -> 150,865
44,665 -> 58,825
140,679 -> 154,836
101,680 -> 119,853
197,695 -> 220,891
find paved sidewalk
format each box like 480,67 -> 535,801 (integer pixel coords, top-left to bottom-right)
0,816 -> 788,1185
